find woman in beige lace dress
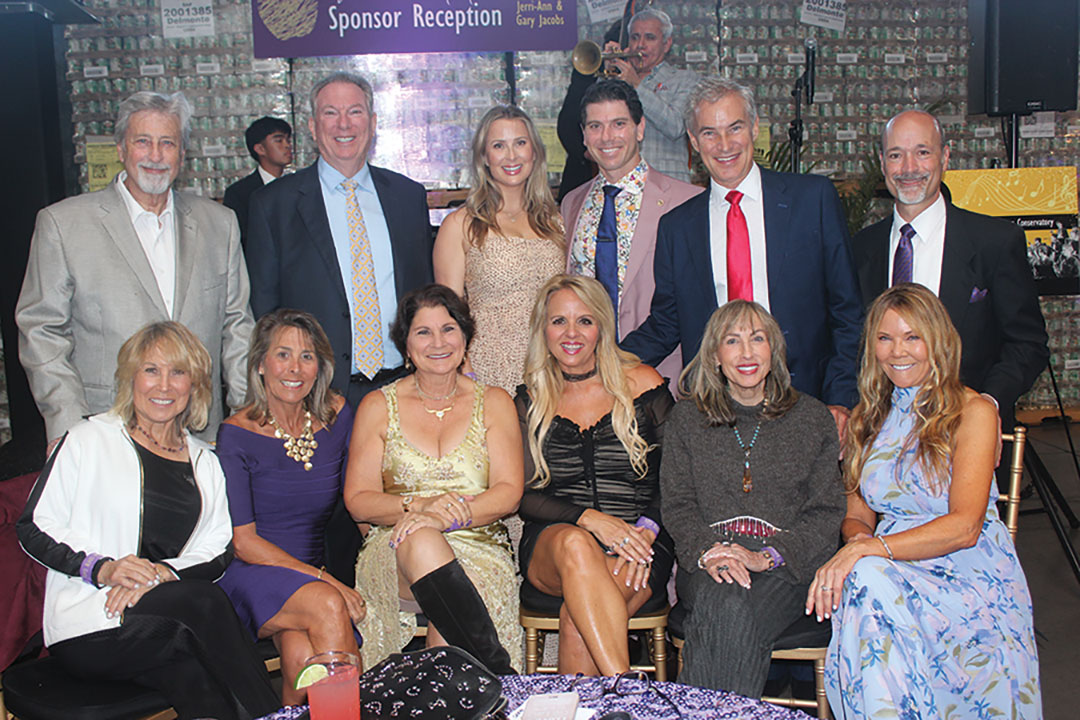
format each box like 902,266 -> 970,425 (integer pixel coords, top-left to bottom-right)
434,105 -> 565,393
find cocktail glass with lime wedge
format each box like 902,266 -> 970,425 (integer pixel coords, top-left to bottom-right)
297,651 -> 359,720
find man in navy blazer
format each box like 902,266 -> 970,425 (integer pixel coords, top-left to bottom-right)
622,77 -> 863,432
246,72 -> 433,410
853,110 -> 1048,432
246,72 -> 432,587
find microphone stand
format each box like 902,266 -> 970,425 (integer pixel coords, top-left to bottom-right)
788,75 -> 805,175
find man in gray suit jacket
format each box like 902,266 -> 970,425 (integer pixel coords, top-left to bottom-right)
17,91 -> 254,447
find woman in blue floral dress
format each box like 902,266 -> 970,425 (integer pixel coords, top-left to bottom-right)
807,284 -> 1041,719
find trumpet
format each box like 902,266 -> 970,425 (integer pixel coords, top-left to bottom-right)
571,40 -> 643,76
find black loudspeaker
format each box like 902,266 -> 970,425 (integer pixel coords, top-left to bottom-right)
968,0 -> 1079,116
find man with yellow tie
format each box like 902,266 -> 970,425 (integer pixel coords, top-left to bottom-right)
247,71 -> 433,411
246,73 -> 433,586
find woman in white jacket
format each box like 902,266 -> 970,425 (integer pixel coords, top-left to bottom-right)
17,322 -> 279,720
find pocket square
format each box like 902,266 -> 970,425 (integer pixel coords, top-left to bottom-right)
969,287 -> 988,303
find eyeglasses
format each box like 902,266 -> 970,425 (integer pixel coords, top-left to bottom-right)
570,671 -> 683,719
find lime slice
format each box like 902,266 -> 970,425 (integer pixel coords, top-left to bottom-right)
294,663 -> 329,690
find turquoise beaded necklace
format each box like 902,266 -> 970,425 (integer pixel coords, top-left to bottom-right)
733,419 -> 763,492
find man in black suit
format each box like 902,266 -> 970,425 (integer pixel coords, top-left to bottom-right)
853,109 -> 1048,433
246,71 -> 433,410
622,77 -> 864,436
246,72 -> 432,585
223,116 -> 292,249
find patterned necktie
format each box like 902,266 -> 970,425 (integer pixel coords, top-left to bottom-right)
725,190 -> 752,302
596,184 -> 622,321
341,179 -> 384,378
892,223 -> 916,286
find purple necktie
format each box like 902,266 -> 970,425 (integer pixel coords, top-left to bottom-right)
892,223 -> 915,286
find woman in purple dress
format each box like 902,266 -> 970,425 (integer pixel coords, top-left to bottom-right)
216,310 -> 366,705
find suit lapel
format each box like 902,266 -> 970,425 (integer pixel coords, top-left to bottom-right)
622,169 -> 665,293
100,183 -> 169,317
172,193 -> 197,320
860,220 -> 891,301
939,203 -> 977,328
296,165 -> 349,306
688,188 -> 717,309
760,169 -> 792,308
369,166 -> 410,301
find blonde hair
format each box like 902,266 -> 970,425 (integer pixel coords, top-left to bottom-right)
844,283 -> 966,495
678,300 -> 797,425
465,105 -> 563,250
522,275 -> 650,486
112,321 -> 213,433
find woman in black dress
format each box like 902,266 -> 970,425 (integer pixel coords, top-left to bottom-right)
516,275 -> 674,676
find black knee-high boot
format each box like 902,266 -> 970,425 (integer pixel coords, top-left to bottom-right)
409,559 -> 516,675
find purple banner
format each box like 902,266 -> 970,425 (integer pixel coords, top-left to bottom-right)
252,0 -> 577,58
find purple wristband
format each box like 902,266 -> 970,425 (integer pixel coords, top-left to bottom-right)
762,545 -> 784,569
634,516 -> 660,536
80,553 -> 106,585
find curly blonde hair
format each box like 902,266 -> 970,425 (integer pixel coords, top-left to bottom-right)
522,275 -> 650,487
844,284 -> 967,495
464,105 -> 563,250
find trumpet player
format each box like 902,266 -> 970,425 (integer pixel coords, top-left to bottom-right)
604,8 -> 698,182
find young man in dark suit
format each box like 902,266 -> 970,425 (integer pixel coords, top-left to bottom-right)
223,116 -> 291,249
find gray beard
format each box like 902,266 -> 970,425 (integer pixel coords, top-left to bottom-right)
133,166 -> 173,196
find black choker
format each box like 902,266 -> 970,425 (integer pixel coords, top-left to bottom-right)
561,367 -> 598,382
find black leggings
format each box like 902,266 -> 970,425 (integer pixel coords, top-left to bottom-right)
50,580 -> 279,720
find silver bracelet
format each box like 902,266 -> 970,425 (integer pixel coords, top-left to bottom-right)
878,535 -> 894,560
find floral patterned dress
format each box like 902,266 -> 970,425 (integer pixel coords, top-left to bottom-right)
825,386 -> 1041,719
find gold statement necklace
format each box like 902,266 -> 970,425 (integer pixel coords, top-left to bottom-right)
268,410 -> 318,471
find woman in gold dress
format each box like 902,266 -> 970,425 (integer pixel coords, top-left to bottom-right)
433,105 -> 564,393
344,284 -> 523,673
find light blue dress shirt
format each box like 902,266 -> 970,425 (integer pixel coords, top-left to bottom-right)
317,157 -> 402,372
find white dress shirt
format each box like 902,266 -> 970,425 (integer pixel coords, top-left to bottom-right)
887,193 -> 947,296
257,164 -> 278,186
316,158 -> 401,372
709,163 -> 770,311
116,172 -> 176,317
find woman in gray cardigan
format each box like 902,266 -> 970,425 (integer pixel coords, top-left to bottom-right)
661,300 -> 845,696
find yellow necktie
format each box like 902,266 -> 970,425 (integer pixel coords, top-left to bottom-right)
341,179 -> 384,378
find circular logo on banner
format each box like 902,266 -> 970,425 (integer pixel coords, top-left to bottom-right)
257,0 -> 318,40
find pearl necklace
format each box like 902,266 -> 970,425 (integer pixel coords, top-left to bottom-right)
414,374 -> 456,421
268,410 -> 318,471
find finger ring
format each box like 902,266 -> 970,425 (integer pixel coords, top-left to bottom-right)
620,536 -> 630,546
458,497 -> 467,503
821,586 -> 831,592
446,503 -> 453,509
717,564 -> 729,572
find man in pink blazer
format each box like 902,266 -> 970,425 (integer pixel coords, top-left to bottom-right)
562,79 -> 703,383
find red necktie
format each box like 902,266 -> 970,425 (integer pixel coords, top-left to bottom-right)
726,190 -> 752,301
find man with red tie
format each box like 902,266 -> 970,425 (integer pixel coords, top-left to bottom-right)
621,77 -> 864,435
